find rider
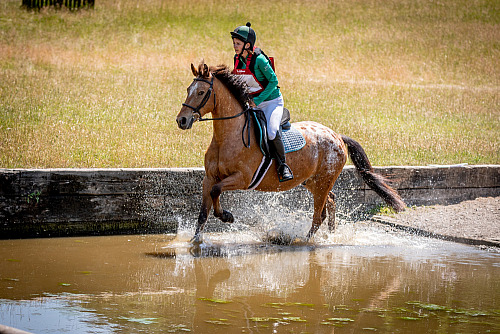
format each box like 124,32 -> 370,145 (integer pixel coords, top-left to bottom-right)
230,22 -> 293,182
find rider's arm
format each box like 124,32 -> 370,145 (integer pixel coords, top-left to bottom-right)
252,55 -> 279,106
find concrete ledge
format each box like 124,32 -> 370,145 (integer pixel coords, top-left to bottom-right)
1,165 -> 499,238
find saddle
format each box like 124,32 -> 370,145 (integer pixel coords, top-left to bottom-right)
247,108 -> 305,190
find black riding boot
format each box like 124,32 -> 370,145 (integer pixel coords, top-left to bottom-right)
269,133 -> 294,182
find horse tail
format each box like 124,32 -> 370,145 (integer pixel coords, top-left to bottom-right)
341,135 -> 406,212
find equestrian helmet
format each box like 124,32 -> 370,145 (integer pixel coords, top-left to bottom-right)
230,22 -> 256,50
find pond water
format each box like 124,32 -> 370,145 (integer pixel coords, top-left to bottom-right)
0,222 -> 499,333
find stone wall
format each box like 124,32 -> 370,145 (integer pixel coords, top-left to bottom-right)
1,165 -> 498,238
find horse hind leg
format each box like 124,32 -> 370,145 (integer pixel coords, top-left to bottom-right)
305,192 -> 335,240
304,181 -> 334,241
326,191 -> 337,232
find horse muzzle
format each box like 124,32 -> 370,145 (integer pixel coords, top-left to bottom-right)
176,115 -> 195,130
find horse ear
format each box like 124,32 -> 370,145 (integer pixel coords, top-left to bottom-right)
191,63 -> 198,77
202,63 -> 210,78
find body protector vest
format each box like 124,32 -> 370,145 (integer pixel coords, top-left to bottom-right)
232,48 -> 275,98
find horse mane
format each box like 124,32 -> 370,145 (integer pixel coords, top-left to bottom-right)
209,64 -> 251,108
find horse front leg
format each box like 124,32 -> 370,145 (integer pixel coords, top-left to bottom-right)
191,172 -> 244,243
211,171 -> 246,223
211,183 -> 234,224
191,177 -> 214,244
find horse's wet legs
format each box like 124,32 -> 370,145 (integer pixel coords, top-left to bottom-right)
306,197 -> 328,241
304,177 -> 338,241
211,184 -> 234,223
326,191 -> 336,232
192,209 -> 207,242
306,225 -> 320,241
211,172 -> 248,224
306,196 -> 336,241
192,177 -> 214,244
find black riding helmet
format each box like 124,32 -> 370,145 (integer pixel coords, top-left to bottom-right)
230,22 -> 256,51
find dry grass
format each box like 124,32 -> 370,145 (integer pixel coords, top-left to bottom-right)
0,0 -> 498,168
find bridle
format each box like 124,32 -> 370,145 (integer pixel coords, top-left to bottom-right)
181,75 -> 252,147
181,77 -> 217,121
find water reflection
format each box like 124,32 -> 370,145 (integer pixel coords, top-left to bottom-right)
0,224 -> 499,333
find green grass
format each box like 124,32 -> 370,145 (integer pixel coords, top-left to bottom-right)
0,0 -> 498,168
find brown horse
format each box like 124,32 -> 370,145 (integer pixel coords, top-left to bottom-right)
176,62 -> 406,244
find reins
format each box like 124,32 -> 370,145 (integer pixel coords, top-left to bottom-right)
183,75 -> 252,148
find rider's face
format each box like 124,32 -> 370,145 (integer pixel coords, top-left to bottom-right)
233,38 -> 245,54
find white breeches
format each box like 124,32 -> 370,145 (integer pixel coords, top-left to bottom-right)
257,95 -> 284,140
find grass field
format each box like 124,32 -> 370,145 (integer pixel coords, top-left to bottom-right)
0,0 -> 498,168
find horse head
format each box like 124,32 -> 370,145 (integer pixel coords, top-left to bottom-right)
176,62 -> 215,130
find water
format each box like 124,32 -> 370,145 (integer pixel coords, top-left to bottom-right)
1,222 -> 499,333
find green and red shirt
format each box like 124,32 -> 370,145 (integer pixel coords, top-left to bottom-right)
233,52 -> 281,106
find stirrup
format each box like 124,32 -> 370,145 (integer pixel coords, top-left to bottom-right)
278,164 -> 294,182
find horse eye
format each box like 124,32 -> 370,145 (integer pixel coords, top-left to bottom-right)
198,91 -> 205,95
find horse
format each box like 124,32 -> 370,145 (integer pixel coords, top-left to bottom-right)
176,62 -> 406,244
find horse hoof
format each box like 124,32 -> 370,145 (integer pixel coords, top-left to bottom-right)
291,237 -> 309,246
264,229 -> 291,245
189,243 -> 203,257
190,234 -> 203,245
221,210 -> 234,223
